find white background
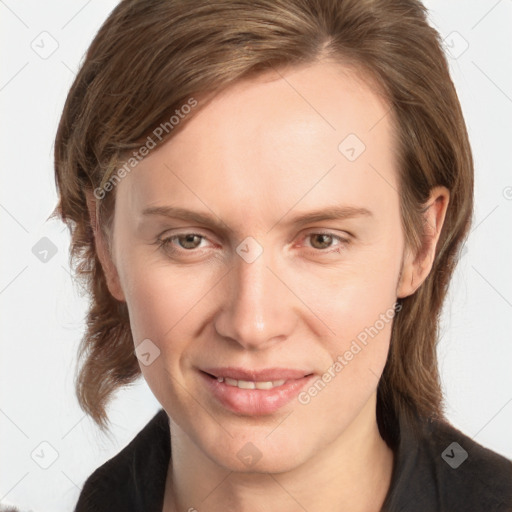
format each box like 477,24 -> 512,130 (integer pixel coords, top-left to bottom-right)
1,1 -> 511,511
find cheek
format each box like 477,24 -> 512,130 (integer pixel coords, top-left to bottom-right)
117,257 -> 222,403
295,291 -> 396,434
122,267 -> 208,338
295,242 -> 401,401
117,247 -> 223,361
295,246 -> 401,345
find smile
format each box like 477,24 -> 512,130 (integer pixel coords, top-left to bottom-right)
199,368 -> 315,415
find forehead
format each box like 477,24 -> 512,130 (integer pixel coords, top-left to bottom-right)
116,59 -> 399,229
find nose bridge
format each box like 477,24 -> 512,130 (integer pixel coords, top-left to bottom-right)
214,241 -> 296,349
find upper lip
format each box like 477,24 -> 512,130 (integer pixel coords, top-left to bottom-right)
201,367 -> 313,381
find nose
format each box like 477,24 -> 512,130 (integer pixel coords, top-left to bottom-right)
213,244 -> 298,351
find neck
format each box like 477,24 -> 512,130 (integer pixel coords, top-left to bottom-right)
163,393 -> 394,512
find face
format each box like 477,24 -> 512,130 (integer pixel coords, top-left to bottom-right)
102,59 -> 412,472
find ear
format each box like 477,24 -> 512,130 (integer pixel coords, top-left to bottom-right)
397,186 -> 450,298
85,189 -> 126,302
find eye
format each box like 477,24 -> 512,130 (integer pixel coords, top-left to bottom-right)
302,231 -> 350,254
156,230 -> 350,258
158,232 -> 209,254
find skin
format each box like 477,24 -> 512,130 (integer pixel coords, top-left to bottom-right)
86,59 -> 449,511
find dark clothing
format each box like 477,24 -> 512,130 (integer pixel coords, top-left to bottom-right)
74,407 -> 512,511
380,411 -> 512,511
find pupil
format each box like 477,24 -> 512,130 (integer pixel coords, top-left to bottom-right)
313,234 -> 331,249
181,235 -> 199,248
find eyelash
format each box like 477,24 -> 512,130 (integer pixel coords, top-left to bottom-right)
156,231 -> 350,257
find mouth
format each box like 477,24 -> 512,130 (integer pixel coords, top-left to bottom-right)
199,367 -> 315,416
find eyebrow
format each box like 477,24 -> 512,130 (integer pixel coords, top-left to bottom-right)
141,204 -> 373,233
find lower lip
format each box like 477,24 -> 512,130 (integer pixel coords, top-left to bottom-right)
199,371 -> 315,416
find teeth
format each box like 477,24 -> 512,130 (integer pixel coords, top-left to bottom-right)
216,377 -> 286,389
238,380 -> 255,389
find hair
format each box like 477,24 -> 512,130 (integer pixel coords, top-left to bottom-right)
52,0 -> 473,436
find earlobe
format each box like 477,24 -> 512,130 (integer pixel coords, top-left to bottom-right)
396,246 -> 416,299
84,189 -> 126,302
396,186 -> 450,299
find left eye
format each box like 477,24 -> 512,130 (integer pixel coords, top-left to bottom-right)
305,232 -> 347,251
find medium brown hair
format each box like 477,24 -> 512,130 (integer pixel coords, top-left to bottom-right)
53,0 -> 473,434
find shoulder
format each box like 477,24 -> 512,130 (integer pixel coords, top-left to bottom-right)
387,410 -> 512,512
424,418 -> 512,511
73,409 -> 170,512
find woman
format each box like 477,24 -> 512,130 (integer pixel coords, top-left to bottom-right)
52,0 -> 512,510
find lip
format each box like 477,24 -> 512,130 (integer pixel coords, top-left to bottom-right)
199,367 -> 315,416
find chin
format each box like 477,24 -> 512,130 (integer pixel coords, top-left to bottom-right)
201,429 -> 308,474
